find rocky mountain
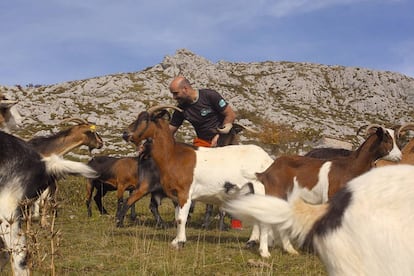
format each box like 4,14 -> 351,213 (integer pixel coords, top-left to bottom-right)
2,48 -> 414,158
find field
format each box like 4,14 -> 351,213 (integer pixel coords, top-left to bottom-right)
2,176 -> 326,276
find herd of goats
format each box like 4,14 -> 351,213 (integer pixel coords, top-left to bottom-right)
2,94 -> 414,275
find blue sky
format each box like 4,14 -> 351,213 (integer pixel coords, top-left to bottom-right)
1,0 -> 413,86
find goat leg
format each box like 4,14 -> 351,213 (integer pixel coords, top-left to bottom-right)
218,210 -> 229,231
201,204 -> 213,229
116,181 -> 150,227
128,190 -> 137,221
149,193 -> 167,228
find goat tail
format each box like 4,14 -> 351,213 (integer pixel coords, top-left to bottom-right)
43,154 -> 98,179
223,194 -> 293,230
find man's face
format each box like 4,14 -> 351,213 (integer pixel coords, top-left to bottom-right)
170,85 -> 191,105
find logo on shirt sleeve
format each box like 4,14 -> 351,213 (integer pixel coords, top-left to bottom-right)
218,99 -> 227,108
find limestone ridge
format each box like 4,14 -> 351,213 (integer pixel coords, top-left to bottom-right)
1,48 -> 413,156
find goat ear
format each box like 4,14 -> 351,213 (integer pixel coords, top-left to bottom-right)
375,127 -> 385,138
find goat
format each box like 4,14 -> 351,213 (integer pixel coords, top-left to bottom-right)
27,117 -> 104,156
0,94 -> 20,133
223,164 -> 414,276
86,122 -> 251,229
250,125 -> 402,257
376,123 -> 414,166
86,140 -> 168,225
304,124 -> 400,160
28,118 -> 104,225
119,105 -> 273,251
0,130 -> 98,275
304,147 -> 352,159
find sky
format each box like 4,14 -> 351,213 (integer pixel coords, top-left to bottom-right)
1,0 -> 413,86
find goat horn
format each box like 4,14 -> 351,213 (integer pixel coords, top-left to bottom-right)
61,117 -> 89,125
397,123 -> 414,138
365,124 -> 384,136
0,99 -> 18,107
147,104 -> 183,115
357,124 -> 383,136
233,123 -> 259,133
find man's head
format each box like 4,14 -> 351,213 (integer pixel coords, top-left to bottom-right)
169,76 -> 197,105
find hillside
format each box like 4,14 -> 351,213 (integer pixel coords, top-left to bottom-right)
2,48 -> 414,157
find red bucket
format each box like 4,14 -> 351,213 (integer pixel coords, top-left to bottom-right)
231,219 -> 243,230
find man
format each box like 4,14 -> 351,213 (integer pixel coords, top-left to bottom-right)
168,76 -> 242,229
168,76 -> 236,147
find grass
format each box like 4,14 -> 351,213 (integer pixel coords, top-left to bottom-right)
2,176 -> 326,276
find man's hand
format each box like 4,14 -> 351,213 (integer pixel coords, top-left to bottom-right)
211,134 -> 219,147
217,123 -> 233,134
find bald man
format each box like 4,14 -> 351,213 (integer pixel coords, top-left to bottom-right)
168,76 -> 236,147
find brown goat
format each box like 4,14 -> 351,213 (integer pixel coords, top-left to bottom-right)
253,125 -> 402,257
85,140 -> 168,226
28,117 -> 104,156
29,118 -> 104,226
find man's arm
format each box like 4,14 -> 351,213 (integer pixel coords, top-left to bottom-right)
221,105 -> 236,125
212,105 -> 236,146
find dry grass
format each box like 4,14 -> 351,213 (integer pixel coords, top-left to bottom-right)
2,176 -> 326,275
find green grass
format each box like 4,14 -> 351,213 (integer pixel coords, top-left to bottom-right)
2,176 -> 326,276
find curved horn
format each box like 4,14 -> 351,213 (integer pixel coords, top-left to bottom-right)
357,124 -> 383,136
0,99 -> 18,107
232,123 -> 259,134
61,117 -> 89,125
397,123 -> 414,138
147,104 -> 183,115
365,123 -> 383,136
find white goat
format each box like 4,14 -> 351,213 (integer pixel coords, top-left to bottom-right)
223,165 -> 414,276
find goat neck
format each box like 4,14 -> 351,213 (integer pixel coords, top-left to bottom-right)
353,127 -> 398,166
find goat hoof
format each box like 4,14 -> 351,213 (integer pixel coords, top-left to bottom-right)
259,251 -> 271,258
245,240 -> 258,249
115,220 -> 124,228
171,240 -> 186,249
286,248 -> 299,255
201,222 -> 210,230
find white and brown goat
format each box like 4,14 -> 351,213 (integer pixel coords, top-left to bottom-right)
223,165 -> 414,275
252,125 -> 402,257
86,122 -> 250,229
119,105 -> 273,251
